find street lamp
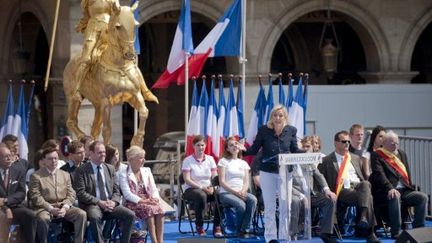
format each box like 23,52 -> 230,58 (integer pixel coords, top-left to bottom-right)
319,6 -> 339,79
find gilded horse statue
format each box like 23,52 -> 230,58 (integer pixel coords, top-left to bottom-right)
63,2 -> 158,146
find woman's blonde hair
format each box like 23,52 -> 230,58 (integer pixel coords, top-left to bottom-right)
266,104 -> 289,129
126,145 -> 145,161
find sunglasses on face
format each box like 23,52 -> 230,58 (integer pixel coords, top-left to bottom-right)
339,140 -> 351,144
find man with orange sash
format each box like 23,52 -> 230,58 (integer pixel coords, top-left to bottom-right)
370,131 -> 427,239
319,131 -> 380,243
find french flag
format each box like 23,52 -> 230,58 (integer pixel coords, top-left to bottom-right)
205,78 -> 219,160
217,77 -> 226,157
264,75 -> 274,123
12,85 -> 29,159
244,81 -> 266,164
278,75 -> 285,105
185,0 -> 242,77
152,0 -> 193,88
185,79 -> 199,156
223,78 -> 239,139
288,76 -> 305,140
245,81 -> 266,146
0,84 -> 15,139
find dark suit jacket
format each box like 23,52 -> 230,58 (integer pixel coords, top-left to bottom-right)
370,149 -> 414,203
0,162 -> 26,208
318,152 -> 366,193
74,162 -> 121,206
292,164 -> 330,196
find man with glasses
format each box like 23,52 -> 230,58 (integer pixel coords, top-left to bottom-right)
0,143 -> 37,242
29,147 -> 87,243
370,131 -> 428,239
318,131 -> 380,243
61,140 -> 86,183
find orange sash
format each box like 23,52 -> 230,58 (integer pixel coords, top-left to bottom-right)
375,148 -> 410,185
335,153 -> 351,196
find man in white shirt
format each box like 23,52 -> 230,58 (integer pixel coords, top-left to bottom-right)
319,131 -> 380,243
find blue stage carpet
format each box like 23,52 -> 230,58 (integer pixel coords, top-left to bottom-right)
157,220 -> 432,243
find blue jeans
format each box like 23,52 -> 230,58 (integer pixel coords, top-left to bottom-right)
219,191 -> 257,232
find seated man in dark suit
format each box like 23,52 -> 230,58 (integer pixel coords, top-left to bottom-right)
1,134 -> 31,171
29,147 -> 87,243
318,131 -> 380,243
370,131 -> 428,239
0,143 -> 37,242
74,141 -> 135,243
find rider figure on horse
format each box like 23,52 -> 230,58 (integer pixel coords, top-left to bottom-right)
74,0 -> 158,104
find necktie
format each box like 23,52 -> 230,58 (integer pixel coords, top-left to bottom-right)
3,169 -> 9,189
97,166 -> 107,200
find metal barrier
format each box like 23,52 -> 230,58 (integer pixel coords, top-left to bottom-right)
399,135 -> 432,218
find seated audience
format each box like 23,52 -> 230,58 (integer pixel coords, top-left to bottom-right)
217,137 -> 257,238
319,131 -> 380,243
370,131 -> 428,239
120,146 -> 164,243
0,143 -> 37,242
74,141 -> 135,243
181,135 -> 221,237
29,147 -> 87,243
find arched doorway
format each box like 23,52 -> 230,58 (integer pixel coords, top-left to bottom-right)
270,10 -> 366,85
411,22 -> 432,83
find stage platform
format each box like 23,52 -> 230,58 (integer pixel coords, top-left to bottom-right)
158,219 -> 432,243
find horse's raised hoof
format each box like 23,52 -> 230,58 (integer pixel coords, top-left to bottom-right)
131,136 -> 144,147
143,90 -> 159,104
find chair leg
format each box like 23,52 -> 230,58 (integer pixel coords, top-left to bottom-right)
333,224 -> 342,240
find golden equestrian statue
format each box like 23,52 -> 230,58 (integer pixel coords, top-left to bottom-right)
63,1 -> 158,147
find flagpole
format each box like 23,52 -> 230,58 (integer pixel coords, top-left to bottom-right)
44,0 -> 61,91
240,0 -> 247,121
185,52 -> 189,139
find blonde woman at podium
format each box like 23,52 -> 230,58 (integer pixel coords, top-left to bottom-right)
242,105 -> 304,243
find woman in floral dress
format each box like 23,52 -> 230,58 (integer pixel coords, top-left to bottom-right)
120,146 -> 164,243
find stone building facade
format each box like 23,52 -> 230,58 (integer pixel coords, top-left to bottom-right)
1,0 -> 431,158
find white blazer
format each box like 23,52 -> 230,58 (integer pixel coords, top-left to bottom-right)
119,165 -> 160,204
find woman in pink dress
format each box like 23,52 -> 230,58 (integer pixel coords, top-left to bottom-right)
120,146 -> 164,243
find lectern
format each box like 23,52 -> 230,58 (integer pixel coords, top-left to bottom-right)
278,153 -> 322,241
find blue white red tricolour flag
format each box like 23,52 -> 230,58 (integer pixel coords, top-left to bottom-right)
205,79 -> 219,159
217,78 -> 226,157
152,0 -> 193,88
264,76 -> 274,123
278,76 -> 285,105
185,80 -> 199,156
288,76 -> 305,140
185,0 -> 242,78
245,82 -> 266,146
0,84 -> 15,139
302,76 -> 309,135
286,77 -> 294,108
224,78 -> 239,139
12,85 -> 29,159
